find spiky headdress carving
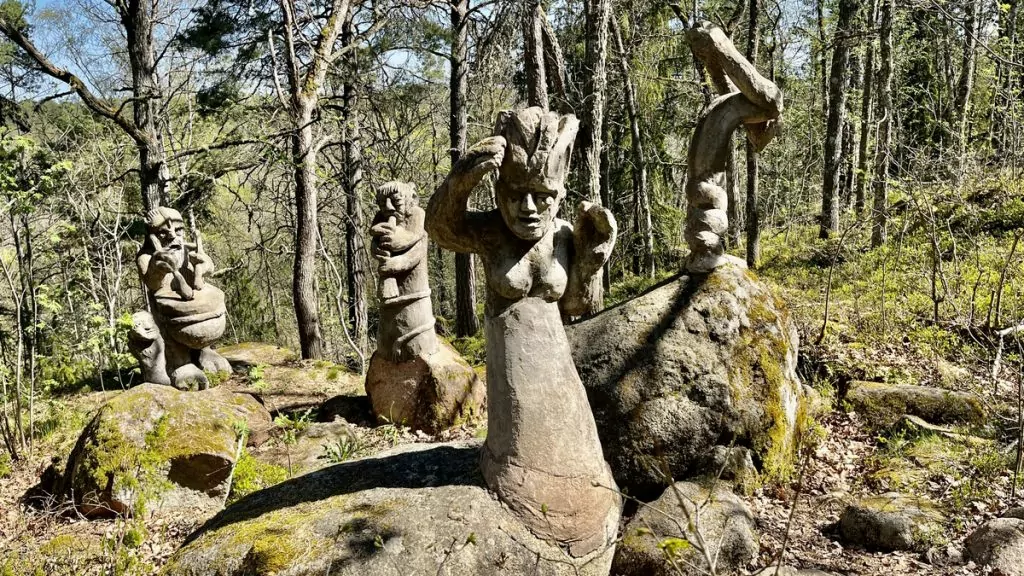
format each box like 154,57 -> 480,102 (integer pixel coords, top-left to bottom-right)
146,206 -> 183,230
376,181 -> 418,207
494,107 -> 579,197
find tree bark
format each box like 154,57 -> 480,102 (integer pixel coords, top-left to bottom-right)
726,138 -> 741,247
855,0 -> 878,215
871,0 -> 894,247
291,102 -> 324,359
451,0 -> 479,337
523,0 -> 548,109
342,14 -> 367,356
821,0 -> 858,238
953,0 -> 979,176
746,0 -> 762,268
611,15 -> 653,278
123,0 -> 169,212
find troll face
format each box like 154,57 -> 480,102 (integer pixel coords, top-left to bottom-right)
147,207 -> 187,269
376,182 -> 418,223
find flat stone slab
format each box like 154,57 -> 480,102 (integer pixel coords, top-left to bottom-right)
164,441 -> 615,576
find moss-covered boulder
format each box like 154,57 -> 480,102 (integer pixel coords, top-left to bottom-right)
567,264 -> 808,496
613,481 -> 758,576
845,381 -> 985,429
838,493 -> 944,552
163,441 -> 614,576
60,384 -> 271,517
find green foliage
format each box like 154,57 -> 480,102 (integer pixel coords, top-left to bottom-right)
0,451 -> 11,479
449,333 -> 486,367
229,450 -> 288,504
246,363 -> 268,392
321,434 -> 365,464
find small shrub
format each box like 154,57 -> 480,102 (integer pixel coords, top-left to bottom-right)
0,452 -> 11,479
229,451 -> 287,503
321,434 -> 364,463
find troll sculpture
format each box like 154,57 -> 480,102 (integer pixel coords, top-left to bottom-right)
365,182 -> 483,433
426,107 -> 620,557
129,207 -> 231,390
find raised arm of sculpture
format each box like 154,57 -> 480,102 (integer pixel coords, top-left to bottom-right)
684,21 -> 783,272
562,201 -> 617,317
424,136 -> 506,255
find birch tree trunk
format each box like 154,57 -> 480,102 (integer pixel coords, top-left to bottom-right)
746,0 -> 762,268
342,14 -> 368,356
953,0 -> 980,177
855,0 -> 878,215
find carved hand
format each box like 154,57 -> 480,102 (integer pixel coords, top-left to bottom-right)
186,234 -> 214,290
573,201 -> 618,278
450,136 -> 506,192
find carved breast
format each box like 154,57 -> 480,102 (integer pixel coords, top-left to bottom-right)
487,224 -> 570,303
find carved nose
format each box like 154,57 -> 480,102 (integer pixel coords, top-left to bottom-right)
385,198 -> 395,211
522,193 -> 537,212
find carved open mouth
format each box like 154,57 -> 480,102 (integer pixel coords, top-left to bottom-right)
518,215 -> 542,230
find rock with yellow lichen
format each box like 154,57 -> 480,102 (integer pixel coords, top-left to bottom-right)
57,383 -> 271,517
163,440 -> 614,576
567,263 -> 811,497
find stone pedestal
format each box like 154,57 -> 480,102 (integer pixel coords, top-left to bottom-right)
365,340 -> 483,433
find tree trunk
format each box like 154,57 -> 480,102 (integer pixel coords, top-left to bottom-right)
611,15 -> 653,278
746,0 -> 762,268
726,138 -> 741,247
523,0 -> 548,109
342,15 -> 367,356
292,103 -> 325,359
120,0 -> 169,211
871,0 -> 894,247
821,0 -> 858,239
817,0 -> 829,119
451,0 -> 479,337
855,0 -> 878,215
953,0 -> 979,176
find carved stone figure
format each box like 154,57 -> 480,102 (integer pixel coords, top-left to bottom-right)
365,182 -> 484,434
132,207 -> 231,390
369,182 -> 437,361
426,107 -> 620,557
684,22 -> 783,272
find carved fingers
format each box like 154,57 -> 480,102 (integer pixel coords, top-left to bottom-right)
453,136 -> 506,187
573,201 -> 618,277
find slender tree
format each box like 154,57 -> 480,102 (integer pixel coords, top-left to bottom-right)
611,13 -> 654,278
746,0 -> 762,267
341,13 -> 368,357
821,0 -> 858,238
0,1 -> 169,212
450,0 -> 479,337
871,0 -> 894,247
952,0 -> 980,177
855,0 -> 878,215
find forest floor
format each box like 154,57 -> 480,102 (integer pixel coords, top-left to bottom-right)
1,225 -> 1021,575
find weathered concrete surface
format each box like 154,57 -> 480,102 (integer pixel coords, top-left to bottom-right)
163,441 -> 615,576
60,384 -> 271,517
568,264 -> 808,497
845,381 -> 985,428
426,107 -> 621,555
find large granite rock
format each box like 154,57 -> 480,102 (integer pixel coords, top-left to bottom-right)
567,264 -> 808,496
614,481 -> 758,576
59,384 -> 271,517
838,493 -> 943,552
365,341 -> 484,433
965,518 -> 1024,575
163,441 -> 615,576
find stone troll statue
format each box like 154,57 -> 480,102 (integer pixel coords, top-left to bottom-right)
129,207 -> 231,390
369,181 -> 437,362
426,106 -> 620,557
365,181 -> 484,433
684,21 -> 783,272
